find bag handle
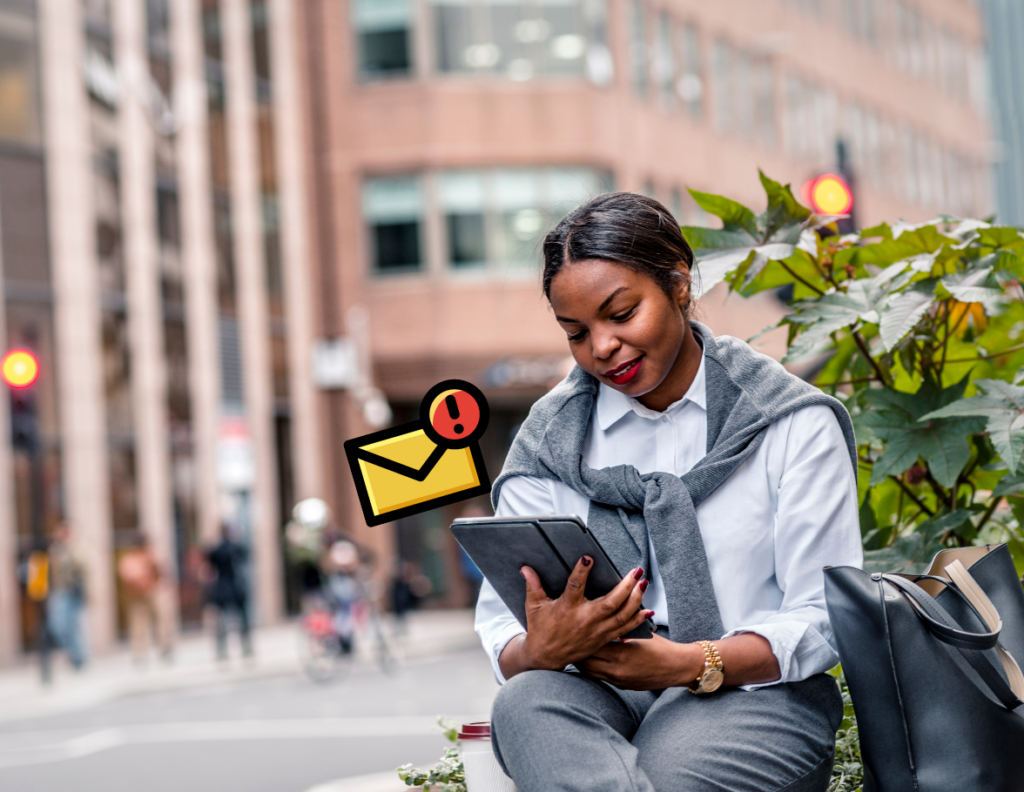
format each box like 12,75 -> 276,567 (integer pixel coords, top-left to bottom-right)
944,559 -> 1024,704
881,573 -> 1023,710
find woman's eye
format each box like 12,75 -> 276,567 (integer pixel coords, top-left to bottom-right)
567,329 -> 588,342
611,307 -> 636,322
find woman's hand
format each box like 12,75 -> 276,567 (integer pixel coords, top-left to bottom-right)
579,634 -> 702,691
498,557 -> 652,679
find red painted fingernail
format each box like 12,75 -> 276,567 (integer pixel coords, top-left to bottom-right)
633,568 -> 644,581
645,610 -> 655,619
581,556 -> 592,567
639,580 -> 649,593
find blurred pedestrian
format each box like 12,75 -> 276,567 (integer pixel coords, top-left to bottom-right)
47,521 -> 88,670
390,560 -> 432,636
118,535 -> 172,665
321,540 -> 361,654
206,524 -> 252,660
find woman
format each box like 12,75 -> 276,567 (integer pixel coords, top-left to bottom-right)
474,193 -> 862,792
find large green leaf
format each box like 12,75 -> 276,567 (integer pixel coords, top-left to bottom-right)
879,285 -> 935,351
921,379 -> 1024,474
940,267 -> 1003,303
683,175 -> 812,296
861,378 -> 985,486
688,189 -> 758,237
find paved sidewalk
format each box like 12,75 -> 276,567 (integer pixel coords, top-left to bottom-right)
0,608 -> 480,724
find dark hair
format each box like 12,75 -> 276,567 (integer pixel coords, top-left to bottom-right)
542,192 -> 696,300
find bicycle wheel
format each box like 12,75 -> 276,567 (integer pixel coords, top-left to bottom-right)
298,614 -> 351,684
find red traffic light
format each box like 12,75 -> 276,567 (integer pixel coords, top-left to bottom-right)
2,350 -> 39,389
802,174 -> 854,216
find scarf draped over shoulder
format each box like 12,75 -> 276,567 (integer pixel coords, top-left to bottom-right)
492,321 -> 857,644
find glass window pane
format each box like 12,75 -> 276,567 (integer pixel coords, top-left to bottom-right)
440,171 -> 487,269
655,11 -> 673,109
679,24 -> 702,119
364,176 -> 423,272
496,169 -> 539,210
541,1 -> 585,78
353,0 -> 413,79
711,41 -> 731,133
630,1 -> 647,97
435,0 -> 473,73
0,8 -> 42,146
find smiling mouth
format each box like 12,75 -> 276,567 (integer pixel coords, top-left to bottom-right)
605,356 -> 643,385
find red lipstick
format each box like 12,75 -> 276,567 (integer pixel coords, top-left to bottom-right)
605,356 -> 643,385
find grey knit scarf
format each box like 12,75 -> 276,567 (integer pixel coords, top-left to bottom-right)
492,321 -> 857,644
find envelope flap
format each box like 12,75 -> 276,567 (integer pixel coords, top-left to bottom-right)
351,427 -> 446,482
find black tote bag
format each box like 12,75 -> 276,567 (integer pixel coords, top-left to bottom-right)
824,544 -> 1024,792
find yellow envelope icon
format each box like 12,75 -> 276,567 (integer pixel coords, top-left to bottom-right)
344,422 -> 491,527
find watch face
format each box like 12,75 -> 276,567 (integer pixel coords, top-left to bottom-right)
702,668 -> 724,693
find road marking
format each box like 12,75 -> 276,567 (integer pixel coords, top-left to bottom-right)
303,771 -> 406,792
0,716 -> 470,770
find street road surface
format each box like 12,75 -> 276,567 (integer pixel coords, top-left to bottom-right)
0,646 -> 500,792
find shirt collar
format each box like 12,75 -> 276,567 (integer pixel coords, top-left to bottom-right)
595,345 -> 707,431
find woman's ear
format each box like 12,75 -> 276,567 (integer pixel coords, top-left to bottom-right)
674,265 -> 692,312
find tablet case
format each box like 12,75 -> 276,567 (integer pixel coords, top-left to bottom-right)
451,515 -> 653,640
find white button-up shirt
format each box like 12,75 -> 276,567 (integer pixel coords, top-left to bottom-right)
474,346 -> 862,688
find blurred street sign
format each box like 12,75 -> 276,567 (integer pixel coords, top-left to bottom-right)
217,416 -> 255,490
312,338 -> 358,389
483,356 -> 572,388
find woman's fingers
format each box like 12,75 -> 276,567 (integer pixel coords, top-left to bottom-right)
615,608 -> 654,639
595,566 -> 645,618
520,565 -> 550,608
560,555 -> 595,605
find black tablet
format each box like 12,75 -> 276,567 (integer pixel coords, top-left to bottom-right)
451,515 -> 654,640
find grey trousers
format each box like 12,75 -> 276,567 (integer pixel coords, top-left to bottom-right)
490,671 -> 843,792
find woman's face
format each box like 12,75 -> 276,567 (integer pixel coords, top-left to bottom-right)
548,259 -> 695,409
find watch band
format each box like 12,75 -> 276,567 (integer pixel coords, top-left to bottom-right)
689,640 -> 724,695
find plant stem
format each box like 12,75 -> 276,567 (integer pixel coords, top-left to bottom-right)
852,330 -> 890,385
945,341 -> 1024,363
889,474 -> 935,517
923,468 -> 953,510
939,300 -> 952,376
779,261 -> 826,295
975,496 -> 1002,534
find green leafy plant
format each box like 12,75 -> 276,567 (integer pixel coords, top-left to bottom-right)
829,668 -> 863,792
397,718 -> 466,792
685,173 -> 1024,574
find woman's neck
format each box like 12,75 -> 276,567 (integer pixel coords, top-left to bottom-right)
636,323 -> 703,412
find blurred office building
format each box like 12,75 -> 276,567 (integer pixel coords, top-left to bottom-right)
0,0 -> 998,661
302,0 -> 993,607
0,0 -> 318,662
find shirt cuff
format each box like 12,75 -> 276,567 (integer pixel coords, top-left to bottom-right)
486,623 -> 527,685
721,621 -> 818,692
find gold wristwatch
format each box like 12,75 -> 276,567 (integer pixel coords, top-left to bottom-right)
689,640 -> 724,695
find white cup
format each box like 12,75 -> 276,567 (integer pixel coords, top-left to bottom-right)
458,722 -> 518,792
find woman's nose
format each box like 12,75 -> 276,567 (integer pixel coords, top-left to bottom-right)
591,329 -> 621,360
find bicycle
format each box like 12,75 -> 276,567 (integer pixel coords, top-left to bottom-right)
297,565 -> 395,684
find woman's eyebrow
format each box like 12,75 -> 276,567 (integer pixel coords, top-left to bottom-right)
555,287 -> 630,324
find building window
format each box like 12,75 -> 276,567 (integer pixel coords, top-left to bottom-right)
677,23 -> 702,119
629,1 -> 647,97
654,11 -> 673,110
365,168 -> 610,276
0,8 -> 42,146
432,0 -> 608,83
363,176 -> 424,273
710,41 -> 731,133
440,171 -> 487,269
353,0 -> 413,80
